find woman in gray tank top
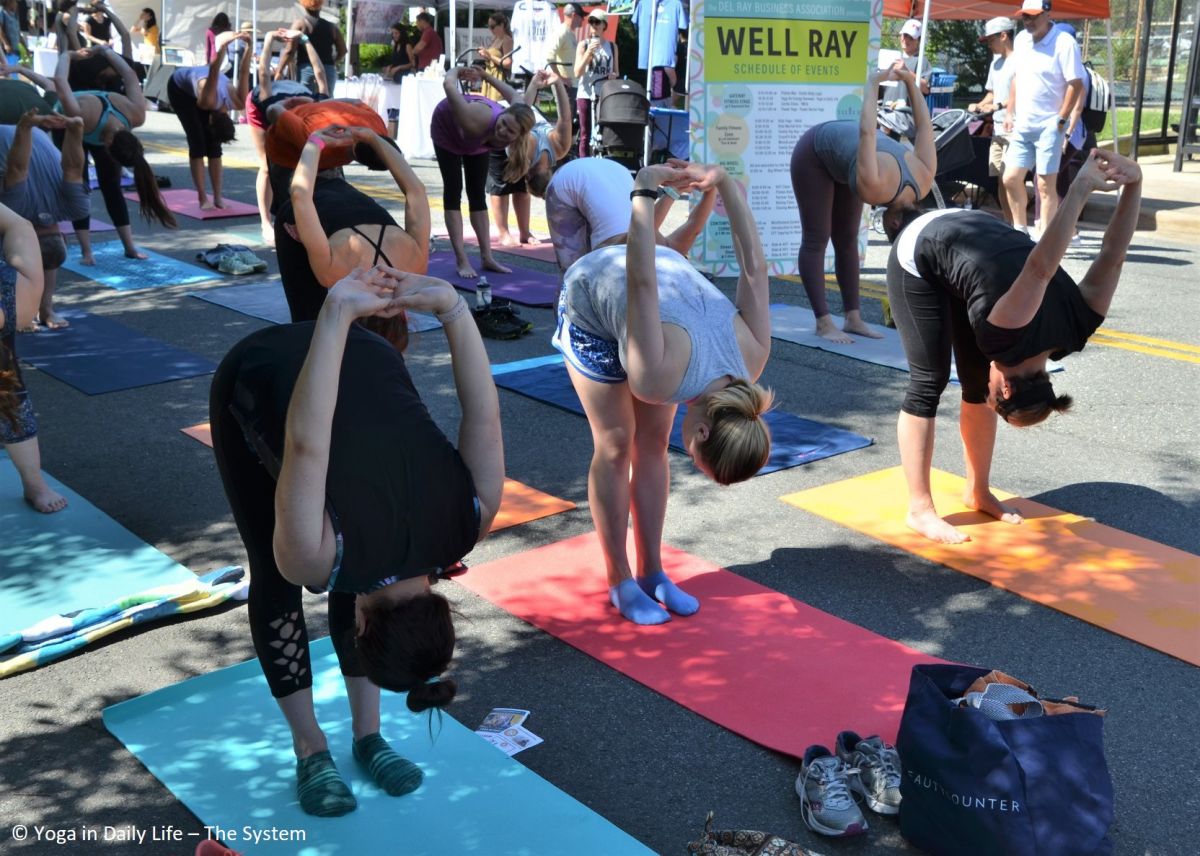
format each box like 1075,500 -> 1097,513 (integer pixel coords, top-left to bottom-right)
553,160 -> 773,627
789,61 -> 936,344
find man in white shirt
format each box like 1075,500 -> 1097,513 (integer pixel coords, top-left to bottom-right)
968,17 -> 1016,222
1001,0 -> 1085,236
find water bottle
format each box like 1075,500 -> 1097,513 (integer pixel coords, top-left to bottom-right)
476,277 -> 492,308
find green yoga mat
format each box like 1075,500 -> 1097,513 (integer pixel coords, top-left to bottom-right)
104,637 -> 653,856
0,456 -> 199,641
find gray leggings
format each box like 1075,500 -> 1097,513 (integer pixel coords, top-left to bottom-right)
790,126 -> 863,318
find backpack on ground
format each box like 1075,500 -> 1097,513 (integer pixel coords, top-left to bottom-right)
1082,63 -> 1110,134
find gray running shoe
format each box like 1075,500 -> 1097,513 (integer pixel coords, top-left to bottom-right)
835,730 -> 902,815
795,745 -> 868,837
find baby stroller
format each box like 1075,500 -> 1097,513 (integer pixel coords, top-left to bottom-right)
592,78 -> 650,171
926,109 -> 974,208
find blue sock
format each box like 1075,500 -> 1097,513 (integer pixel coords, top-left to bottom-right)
638,571 -> 700,616
610,578 -> 670,625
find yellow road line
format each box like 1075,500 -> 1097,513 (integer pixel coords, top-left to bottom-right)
1089,334 -> 1200,364
1092,328 -> 1200,355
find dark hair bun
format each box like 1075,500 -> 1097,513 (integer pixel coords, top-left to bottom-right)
406,677 -> 457,713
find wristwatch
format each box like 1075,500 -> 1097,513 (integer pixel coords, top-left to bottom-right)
1056,116 -> 1068,128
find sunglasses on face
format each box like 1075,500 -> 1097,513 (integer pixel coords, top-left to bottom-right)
589,18 -> 604,25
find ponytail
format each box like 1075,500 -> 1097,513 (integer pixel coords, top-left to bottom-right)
499,103 -> 536,184
696,379 -> 775,485
109,130 -> 178,228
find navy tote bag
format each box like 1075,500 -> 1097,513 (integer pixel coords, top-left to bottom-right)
896,664 -> 1113,855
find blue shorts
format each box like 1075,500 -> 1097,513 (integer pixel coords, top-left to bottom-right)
1005,121 -> 1067,175
551,287 -> 626,384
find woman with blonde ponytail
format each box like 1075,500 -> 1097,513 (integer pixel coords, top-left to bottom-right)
553,159 -> 773,625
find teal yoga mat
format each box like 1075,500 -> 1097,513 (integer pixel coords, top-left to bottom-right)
59,241 -> 218,290
0,457 -> 200,641
104,637 -> 653,856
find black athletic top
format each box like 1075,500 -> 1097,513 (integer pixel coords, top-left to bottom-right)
227,322 -> 479,594
276,178 -> 399,321
297,16 -> 337,67
913,211 -> 1104,366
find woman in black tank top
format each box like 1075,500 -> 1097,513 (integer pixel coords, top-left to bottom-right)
276,124 -> 430,326
209,267 -> 504,817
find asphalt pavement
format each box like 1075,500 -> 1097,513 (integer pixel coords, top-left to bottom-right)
0,110 -> 1197,856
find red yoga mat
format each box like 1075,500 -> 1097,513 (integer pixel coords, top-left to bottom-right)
124,189 -> 258,220
457,532 -> 946,757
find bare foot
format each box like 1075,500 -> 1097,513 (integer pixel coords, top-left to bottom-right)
199,199 -> 216,211
39,311 -> 70,330
213,198 -> 227,209
519,233 -> 542,245
495,231 -> 519,248
843,320 -> 884,339
482,257 -> 512,274
18,320 -> 41,333
906,508 -> 970,544
79,253 -> 96,266
124,248 -> 150,260
964,491 -> 1023,525
25,483 -> 68,514
455,258 -> 478,278
814,315 -> 854,345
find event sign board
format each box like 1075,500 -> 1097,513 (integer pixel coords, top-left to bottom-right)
687,0 -> 881,275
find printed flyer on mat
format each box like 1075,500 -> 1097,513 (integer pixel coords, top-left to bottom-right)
687,0 -> 880,275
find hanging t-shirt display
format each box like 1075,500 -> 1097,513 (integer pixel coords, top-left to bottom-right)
511,0 -> 559,74
632,0 -> 687,69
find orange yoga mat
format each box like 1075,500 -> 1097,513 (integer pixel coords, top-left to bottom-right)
782,467 -> 1200,666
456,532 -> 945,757
181,423 -> 574,530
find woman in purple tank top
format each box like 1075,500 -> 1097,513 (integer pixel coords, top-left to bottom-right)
430,65 -> 535,278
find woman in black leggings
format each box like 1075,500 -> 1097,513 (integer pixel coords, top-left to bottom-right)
210,267 -> 504,817
885,149 -> 1141,545
790,62 -> 935,344
430,65 -> 534,278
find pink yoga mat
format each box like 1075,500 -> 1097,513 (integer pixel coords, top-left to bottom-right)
124,189 -> 258,220
433,230 -> 559,264
58,219 -> 115,235
457,532 -> 947,757
426,250 -> 561,307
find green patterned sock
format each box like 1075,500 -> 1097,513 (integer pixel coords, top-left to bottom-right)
296,750 -> 357,817
353,732 -> 424,797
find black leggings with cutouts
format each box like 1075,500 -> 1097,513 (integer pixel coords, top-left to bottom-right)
210,333 -> 364,698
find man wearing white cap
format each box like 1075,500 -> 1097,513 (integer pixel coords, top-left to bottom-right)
968,17 -> 1017,222
1001,0 -> 1085,237
891,19 -> 931,109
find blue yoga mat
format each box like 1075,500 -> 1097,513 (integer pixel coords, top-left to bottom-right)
492,355 -> 873,475
0,456 -> 201,642
191,282 -> 441,332
104,637 -> 653,856
17,310 -> 216,394
59,241 -> 218,290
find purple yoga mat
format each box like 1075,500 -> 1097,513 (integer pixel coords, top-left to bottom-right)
426,251 -> 561,307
